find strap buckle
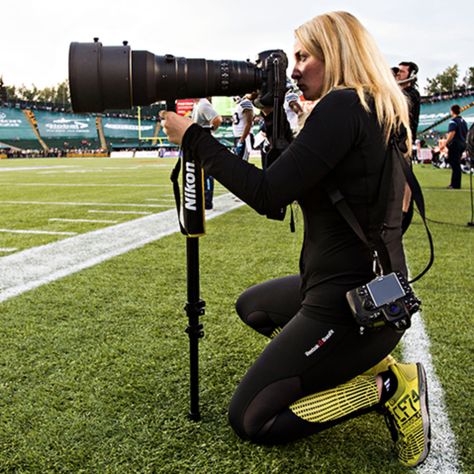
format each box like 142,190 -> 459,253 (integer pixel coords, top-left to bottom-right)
372,250 -> 384,276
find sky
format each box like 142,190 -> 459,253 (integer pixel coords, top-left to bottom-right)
1,0 -> 472,94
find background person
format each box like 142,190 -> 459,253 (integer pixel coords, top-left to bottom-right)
445,104 -> 468,189
191,97 -> 222,209
397,61 -> 420,144
396,61 -> 420,232
232,96 -> 254,161
284,90 -> 304,136
162,11 -> 430,468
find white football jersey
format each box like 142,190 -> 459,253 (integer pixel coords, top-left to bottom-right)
232,99 -> 254,137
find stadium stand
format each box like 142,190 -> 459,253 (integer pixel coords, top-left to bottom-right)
0,106 -> 42,150
33,109 -> 102,150
418,93 -> 474,134
0,91 -> 473,157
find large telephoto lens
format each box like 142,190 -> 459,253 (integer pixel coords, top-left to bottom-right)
69,41 -> 262,113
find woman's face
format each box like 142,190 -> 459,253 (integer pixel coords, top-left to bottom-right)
291,40 -> 325,100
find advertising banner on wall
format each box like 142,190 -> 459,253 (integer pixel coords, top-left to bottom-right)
0,107 -> 37,140
35,111 -> 98,139
102,117 -> 155,139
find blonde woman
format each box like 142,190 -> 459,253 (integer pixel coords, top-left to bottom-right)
162,11 -> 430,468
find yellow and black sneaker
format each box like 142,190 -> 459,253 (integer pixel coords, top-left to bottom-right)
384,362 -> 431,467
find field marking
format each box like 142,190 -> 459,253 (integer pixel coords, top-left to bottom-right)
1,183 -> 169,187
0,248 -> 17,252
0,193 -> 243,303
402,314 -> 461,473
0,228 -> 77,236
88,210 -> 153,215
0,166 -> 74,172
49,218 -> 119,224
0,200 -> 167,208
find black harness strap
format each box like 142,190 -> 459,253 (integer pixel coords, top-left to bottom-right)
325,137 -> 434,283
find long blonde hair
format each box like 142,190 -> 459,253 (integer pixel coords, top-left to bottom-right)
295,11 -> 412,151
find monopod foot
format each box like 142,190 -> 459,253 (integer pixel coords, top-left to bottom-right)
188,411 -> 201,422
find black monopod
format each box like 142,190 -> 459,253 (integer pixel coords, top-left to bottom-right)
168,101 -> 206,421
68,40 -> 287,421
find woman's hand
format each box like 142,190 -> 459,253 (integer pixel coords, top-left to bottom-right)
160,111 -> 193,145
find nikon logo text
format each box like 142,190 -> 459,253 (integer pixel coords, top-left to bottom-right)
184,161 -> 197,211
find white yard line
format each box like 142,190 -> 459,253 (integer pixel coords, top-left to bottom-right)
402,314 -> 461,473
88,210 -> 153,215
2,183 -> 169,187
0,200 -> 166,208
0,248 -> 17,252
0,228 -> 77,236
0,166 -> 74,172
145,198 -> 176,202
49,218 -> 119,224
0,194 -> 243,303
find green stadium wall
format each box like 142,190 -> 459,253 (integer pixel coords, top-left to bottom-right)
0,107 -> 40,149
419,94 -> 474,134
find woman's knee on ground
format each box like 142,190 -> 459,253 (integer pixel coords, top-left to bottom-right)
228,377 -> 302,442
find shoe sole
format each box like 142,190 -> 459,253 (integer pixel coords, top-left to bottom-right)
415,362 -> 431,466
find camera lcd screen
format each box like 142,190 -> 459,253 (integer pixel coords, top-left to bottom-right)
367,273 -> 405,307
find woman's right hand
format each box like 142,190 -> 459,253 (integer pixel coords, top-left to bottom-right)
160,111 -> 193,145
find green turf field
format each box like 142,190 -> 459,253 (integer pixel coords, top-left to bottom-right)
0,157 -> 472,473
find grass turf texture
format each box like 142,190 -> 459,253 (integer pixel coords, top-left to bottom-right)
0,158 -> 472,473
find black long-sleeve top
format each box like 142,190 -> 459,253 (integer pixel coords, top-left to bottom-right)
182,89 -> 406,306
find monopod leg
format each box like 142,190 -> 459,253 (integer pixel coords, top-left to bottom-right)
185,236 -> 205,421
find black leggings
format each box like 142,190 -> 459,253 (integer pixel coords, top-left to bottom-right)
229,275 -> 403,444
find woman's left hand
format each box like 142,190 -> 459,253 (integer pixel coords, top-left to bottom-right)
160,111 -> 193,145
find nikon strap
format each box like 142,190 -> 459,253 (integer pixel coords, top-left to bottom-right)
170,145 -> 206,237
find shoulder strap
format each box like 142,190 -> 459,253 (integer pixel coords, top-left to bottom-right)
324,144 -> 394,274
391,138 -> 434,282
325,137 -> 434,284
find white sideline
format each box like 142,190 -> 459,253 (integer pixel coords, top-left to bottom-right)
402,314 -> 461,473
0,193 -> 243,303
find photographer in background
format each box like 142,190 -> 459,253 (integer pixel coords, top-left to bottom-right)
397,61 -> 420,143
162,11 -> 430,468
191,97 -> 222,209
232,96 -> 254,161
397,61 -> 420,232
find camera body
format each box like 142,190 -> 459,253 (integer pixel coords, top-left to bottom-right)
346,272 -> 421,331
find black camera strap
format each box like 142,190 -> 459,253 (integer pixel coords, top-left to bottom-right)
391,138 -> 434,282
325,137 -> 434,284
324,143 -> 394,275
